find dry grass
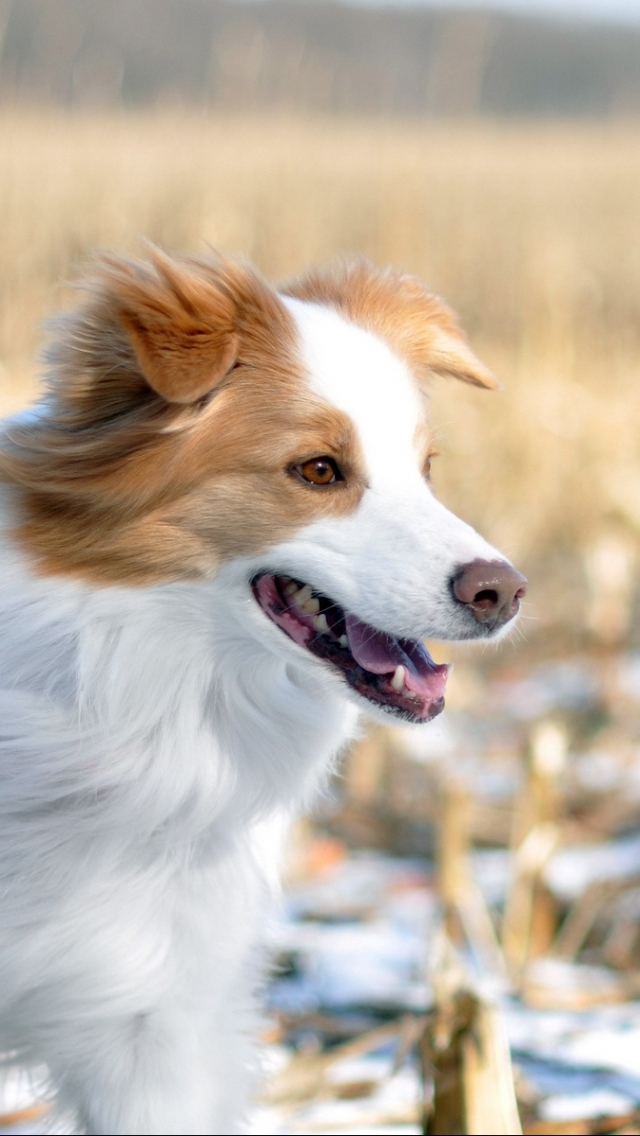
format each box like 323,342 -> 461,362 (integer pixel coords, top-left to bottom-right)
2,109 -> 640,645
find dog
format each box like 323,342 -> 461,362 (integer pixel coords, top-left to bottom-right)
0,249 -> 526,1134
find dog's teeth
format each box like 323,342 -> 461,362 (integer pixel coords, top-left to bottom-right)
283,581 -> 299,597
304,596 -> 320,614
312,613 -> 329,633
296,584 -> 313,607
391,665 -> 405,692
339,635 -> 348,648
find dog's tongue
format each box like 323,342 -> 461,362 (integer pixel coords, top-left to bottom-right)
345,613 -> 448,700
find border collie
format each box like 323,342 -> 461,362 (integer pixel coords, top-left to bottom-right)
0,250 -> 525,1134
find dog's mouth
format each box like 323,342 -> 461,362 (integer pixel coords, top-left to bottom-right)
251,573 -> 449,723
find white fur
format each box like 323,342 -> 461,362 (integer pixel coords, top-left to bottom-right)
276,299 -> 502,645
282,296 -> 424,491
0,301 -> 511,1134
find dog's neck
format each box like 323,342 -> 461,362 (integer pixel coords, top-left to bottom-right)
0,504 -> 358,850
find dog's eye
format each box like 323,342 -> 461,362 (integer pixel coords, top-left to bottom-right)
294,457 -> 343,486
423,451 -> 439,481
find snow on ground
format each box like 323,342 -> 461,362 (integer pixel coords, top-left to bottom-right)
5,650 -> 640,1133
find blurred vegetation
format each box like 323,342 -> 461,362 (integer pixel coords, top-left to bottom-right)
2,0 -> 640,118
1,111 -> 640,655
3,13 -> 640,1128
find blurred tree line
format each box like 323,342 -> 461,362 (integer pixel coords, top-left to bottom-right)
1,0 -> 640,118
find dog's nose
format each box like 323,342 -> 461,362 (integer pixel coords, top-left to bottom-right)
451,558 -> 527,628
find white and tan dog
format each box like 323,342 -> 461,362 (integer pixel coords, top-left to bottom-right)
0,251 -> 525,1134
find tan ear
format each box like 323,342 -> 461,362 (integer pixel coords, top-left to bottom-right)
426,329 -> 499,389
105,248 -> 239,404
282,258 -> 498,390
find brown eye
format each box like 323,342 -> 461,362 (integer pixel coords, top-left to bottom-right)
294,456 -> 343,486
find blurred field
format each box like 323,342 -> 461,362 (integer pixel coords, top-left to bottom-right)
2,109 -> 640,649
4,108 -> 640,1136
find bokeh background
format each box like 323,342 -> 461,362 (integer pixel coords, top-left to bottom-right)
6,4 -> 640,1134
2,0 -> 640,659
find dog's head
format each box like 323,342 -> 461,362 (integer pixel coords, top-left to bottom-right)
0,250 -> 526,723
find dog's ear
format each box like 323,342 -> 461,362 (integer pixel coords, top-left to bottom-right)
420,326 -> 498,390
103,249 -> 239,404
350,265 -> 499,390
282,259 -> 498,390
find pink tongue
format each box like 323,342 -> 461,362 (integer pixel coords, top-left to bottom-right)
345,615 -> 406,674
345,614 -> 449,700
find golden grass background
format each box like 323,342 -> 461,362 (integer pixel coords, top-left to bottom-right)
2,109 -> 640,650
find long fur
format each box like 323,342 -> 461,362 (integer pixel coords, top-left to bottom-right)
0,251 -> 517,1134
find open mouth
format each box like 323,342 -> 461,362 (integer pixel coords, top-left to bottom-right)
251,573 -> 449,723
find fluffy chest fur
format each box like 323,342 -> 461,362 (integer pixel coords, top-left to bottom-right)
0,506 -> 357,837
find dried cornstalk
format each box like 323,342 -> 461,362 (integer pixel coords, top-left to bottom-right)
585,532 -> 637,711
436,777 -> 509,984
552,877 -> 615,960
421,984 -> 522,1134
437,779 -> 471,943
553,874 -> 640,967
502,722 -> 567,979
462,998 -> 523,1136
421,986 -> 476,1135
422,929 -> 522,1135
265,1019 -> 405,1106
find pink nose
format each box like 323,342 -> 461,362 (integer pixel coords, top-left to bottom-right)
451,559 -> 527,629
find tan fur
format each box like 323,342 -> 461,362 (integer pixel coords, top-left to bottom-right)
0,251 -> 488,587
281,258 -> 498,390
0,252 -> 366,585
115,249 -> 240,404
